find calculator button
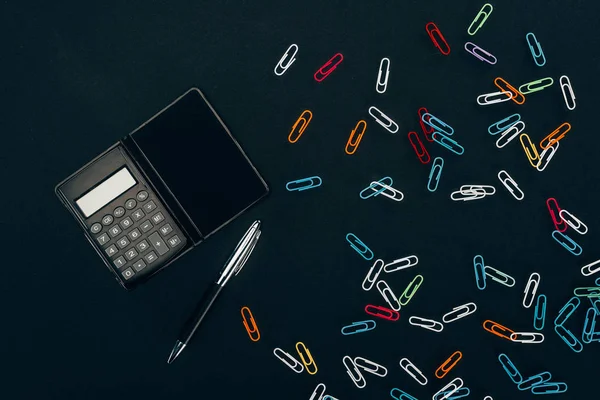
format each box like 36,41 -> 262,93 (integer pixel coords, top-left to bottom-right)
90,223 -> 102,234
116,236 -> 130,249
102,215 -> 114,225
133,259 -> 147,272
131,209 -> 145,221
113,207 -> 126,218
122,268 -> 135,280
159,224 -> 173,236
97,233 -> 110,246
167,235 -> 182,248
125,248 -> 138,261
114,256 -> 127,269
148,232 -> 169,256
144,251 -> 158,264
151,212 -> 165,225
125,199 -> 137,210
140,220 -> 153,233
143,200 -> 157,213
108,225 -> 122,238
137,191 -> 149,202
136,240 -> 150,253
105,245 -> 118,257
128,228 -> 142,241
120,217 -> 134,230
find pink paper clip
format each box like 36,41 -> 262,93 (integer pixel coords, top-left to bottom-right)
426,22 -> 451,55
546,198 -> 568,232
418,107 -> 434,142
314,53 -> 344,82
408,132 -> 431,164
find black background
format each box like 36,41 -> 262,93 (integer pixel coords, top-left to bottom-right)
2,0 -> 600,399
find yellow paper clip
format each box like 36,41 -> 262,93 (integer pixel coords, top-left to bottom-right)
519,134 -> 540,168
296,342 -> 318,375
345,120 -> 367,155
494,77 -> 525,105
288,110 -> 313,143
241,306 -> 260,342
540,122 -> 571,150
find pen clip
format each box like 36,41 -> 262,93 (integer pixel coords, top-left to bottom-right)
235,230 -> 261,276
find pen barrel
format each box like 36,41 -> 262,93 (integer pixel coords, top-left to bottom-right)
180,282 -> 223,344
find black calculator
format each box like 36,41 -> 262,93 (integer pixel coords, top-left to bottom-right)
56,88 -> 269,290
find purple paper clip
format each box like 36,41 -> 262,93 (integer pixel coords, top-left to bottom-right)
464,42 -> 497,65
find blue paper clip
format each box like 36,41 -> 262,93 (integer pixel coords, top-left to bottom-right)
434,387 -> 470,400
346,233 -> 374,260
597,277 -> 600,286
552,230 -> 583,256
498,353 -> 523,384
286,176 -> 322,192
518,372 -> 552,391
432,132 -> 464,155
322,397 -> 339,400
488,114 -> 521,135
554,296 -> 580,326
526,32 -> 546,67
554,324 -> 583,353
582,307 -> 597,343
531,382 -> 568,395
427,157 -> 444,192
390,388 -> 418,400
533,294 -> 547,331
473,255 -> 486,290
421,113 -> 454,136
360,177 -> 393,199
341,320 -> 376,335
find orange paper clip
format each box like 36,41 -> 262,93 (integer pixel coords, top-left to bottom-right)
494,77 -> 525,105
435,351 -> 463,379
288,110 -> 313,143
540,122 -> 571,150
314,53 -> 344,82
241,306 -> 260,342
483,320 -> 514,340
426,22 -> 451,55
345,120 -> 367,155
296,342 -> 318,375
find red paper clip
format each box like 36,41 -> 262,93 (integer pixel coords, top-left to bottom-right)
365,304 -> 400,321
546,198 -> 568,232
314,53 -> 344,82
426,22 -> 451,55
408,132 -> 431,164
418,107 -> 434,142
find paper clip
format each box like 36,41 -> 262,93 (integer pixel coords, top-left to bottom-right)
450,188 -> 486,202
546,198 -> 567,232
552,230 -> 583,256
314,53 -> 343,82
536,142 -> 559,172
554,297 -> 580,327
498,353 -> 523,384
288,110 -> 313,143
399,275 -> 424,306
460,184 -> 495,196
434,387 -> 470,400
241,306 -> 260,342
399,358 -> 428,386
496,121 -> 525,149
421,113 -> 454,136
432,132 -> 464,155
362,259 -> 385,291
523,273 -> 541,308
559,210 -> 588,235
432,377 -> 463,400
443,303 -> 477,323
360,177 -> 393,199
354,357 -> 388,377
345,120 -> 367,155
474,255 -> 487,290
364,304 -> 400,321
286,176 -> 322,192
483,320 -> 514,340
435,351 -> 462,379
427,157 -> 444,192
377,280 -> 401,311
409,316 -> 444,332
494,77 -> 525,105
540,122 -> 571,150
369,106 -> 399,133
531,382 -> 568,395
488,114 -> 521,136
581,259 -> 600,276
519,134 -> 540,168
408,131 -> 431,164
583,307 -> 597,343
498,170 -> 524,201
368,181 -> 404,202
485,266 -> 516,287
296,342 -> 317,375
574,287 -> 600,298
322,396 -> 338,400
273,348 -> 304,373
376,58 -> 391,94
274,44 -> 298,76
309,383 -> 326,400
554,325 -> 583,353
518,77 -> 554,95
510,332 -> 544,343
464,42 -> 497,64
526,32 -> 546,67
426,22 -> 451,55
418,107 -> 435,142
591,298 -> 600,314
517,372 -> 552,391
346,233 -> 374,260
477,91 -> 513,106
467,3 -> 493,35
384,255 -> 419,273
559,75 -> 576,110
534,294 -> 547,331
596,277 -> 600,287
390,388 -> 418,400
341,320 -> 376,336
342,355 -> 366,388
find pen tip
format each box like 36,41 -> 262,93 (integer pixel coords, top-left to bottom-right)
167,340 -> 186,364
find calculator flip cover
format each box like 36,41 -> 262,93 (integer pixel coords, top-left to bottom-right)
56,88 -> 269,289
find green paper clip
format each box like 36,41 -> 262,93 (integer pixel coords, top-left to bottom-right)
468,3 -> 493,35
399,275 -> 424,306
519,78 -> 554,94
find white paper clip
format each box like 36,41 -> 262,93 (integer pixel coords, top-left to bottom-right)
477,91 -> 513,105
536,142 -> 559,172
510,332 -> 545,343
354,357 -> 388,377
309,383 -> 326,400
362,259 -> 385,291
377,280 -> 401,311
442,303 -> 477,323
523,273 -> 541,308
581,259 -> 600,276
399,358 -> 428,385
559,210 -> 588,235
559,75 -> 576,110
451,188 -> 487,201
496,121 -> 525,148
409,316 -> 444,332
433,377 -> 464,400
485,266 -> 516,287
342,356 -> 366,388
274,44 -> 298,76
368,106 -> 399,133
376,58 -> 391,94
498,170 -> 524,200
384,255 -> 419,273
273,348 -> 304,373
370,182 -> 404,202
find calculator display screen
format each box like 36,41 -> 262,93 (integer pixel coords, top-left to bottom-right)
76,167 -> 136,217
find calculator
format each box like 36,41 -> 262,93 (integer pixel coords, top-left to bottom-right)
56,88 -> 269,290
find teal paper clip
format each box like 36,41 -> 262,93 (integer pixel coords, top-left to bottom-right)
531,382 -> 568,395
526,32 -> 546,67
488,114 -> 521,135
554,324 -> 583,353
498,353 -> 523,384
427,157 -> 444,192
341,320 -> 376,335
467,3 -> 493,35
390,388 -> 418,400
574,287 -> 600,298
360,176 -> 393,199
286,176 -> 322,191
435,387 -> 470,400
432,132 -> 464,155
473,255 -> 486,290
399,275 -> 424,306
590,298 -> 600,314
582,307 -> 596,343
597,277 -> 600,286
533,294 -> 547,331
322,397 -> 339,400
554,296 -> 580,326
421,113 -> 454,136
551,230 -> 583,256
346,233 -> 374,260
518,78 -> 554,95
518,372 -> 552,391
